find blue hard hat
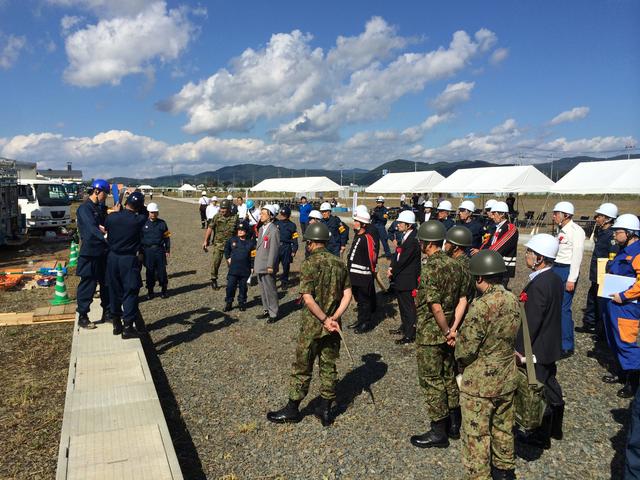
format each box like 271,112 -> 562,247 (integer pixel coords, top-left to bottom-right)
280,206 -> 291,217
246,199 -> 255,209
92,179 -> 111,193
126,191 -> 145,210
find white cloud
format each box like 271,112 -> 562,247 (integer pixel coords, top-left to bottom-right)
0,33 -> 26,69
48,0 -> 155,18
62,2 -> 196,87
549,106 -> 590,125
490,47 -> 509,65
401,113 -> 454,142
430,81 -> 474,112
61,15 -> 83,33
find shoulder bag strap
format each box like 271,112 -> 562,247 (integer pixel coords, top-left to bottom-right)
519,303 -> 537,386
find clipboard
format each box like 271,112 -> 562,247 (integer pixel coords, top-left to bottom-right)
599,273 -> 637,303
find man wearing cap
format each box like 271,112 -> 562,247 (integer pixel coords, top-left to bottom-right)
298,196 -> 312,234
348,209 -> 378,333
206,196 -> 219,220
478,201 -> 519,289
444,225 -> 475,342
255,205 -> 280,322
141,202 -> 171,299
198,191 -> 208,228
223,221 -> 256,312
320,202 -> 348,256
276,206 -> 299,289
457,200 -> 483,249
203,199 -> 238,290
423,200 -> 435,222
551,201 -> 585,357
577,203 -> 619,336
371,196 -> 392,258
388,209 -> 421,344
436,200 -> 455,231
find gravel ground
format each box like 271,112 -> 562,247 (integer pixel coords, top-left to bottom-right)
143,197 -> 630,480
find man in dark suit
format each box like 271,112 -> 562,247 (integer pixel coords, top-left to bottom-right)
388,210 -> 421,344
515,233 -> 564,449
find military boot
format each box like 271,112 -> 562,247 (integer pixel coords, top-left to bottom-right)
410,418 -> 449,448
134,311 -> 147,334
223,302 -> 232,312
267,399 -> 302,424
112,316 -> 123,336
516,410 -> 552,449
78,313 -> 96,330
314,398 -> 334,427
447,406 -> 462,440
491,466 -> 516,480
550,404 -> 564,440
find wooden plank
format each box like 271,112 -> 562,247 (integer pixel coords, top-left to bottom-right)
33,313 -> 75,323
0,312 -> 35,326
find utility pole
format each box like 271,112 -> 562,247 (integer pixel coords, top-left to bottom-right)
338,163 -> 344,186
626,143 -> 636,159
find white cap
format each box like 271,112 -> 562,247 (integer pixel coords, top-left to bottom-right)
201,191 -> 207,195
491,201 -> 509,214
525,233 -> 559,259
484,199 -> 497,210
437,200 -> 453,211
226,194 -> 233,200
262,204 -> 276,216
397,210 -> 416,224
595,202 -> 618,219
376,196 -> 385,202
353,210 -> 371,224
147,202 -> 159,212
320,202 -> 332,211
309,209 -> 322,220
459,200 -> 475,212
553,201 -> 575,216
424,200 -> 433,208
612,214 -> 640,232
355,204 -> 369,216
210,195 -> 218,202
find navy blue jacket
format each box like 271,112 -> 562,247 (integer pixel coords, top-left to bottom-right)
142,218 -> 171,253
440,217 -> 455,231
77,199 -> 108,256
590,226 -> 618,282
322,215 -> 349,251
458,219 -> 484,249
387,220 -> 403,243
277,219 -> 299,253
224,235 -> 256,276
371,206 -> 389,226
105,209 -> 146,255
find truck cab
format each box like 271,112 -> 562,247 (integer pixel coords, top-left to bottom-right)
18,179 -> 72,230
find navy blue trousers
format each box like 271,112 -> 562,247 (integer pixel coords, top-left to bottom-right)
143,247 -> 167,290
76,254 -> 109,315
278,244 -> 294,282
626,388 -> 640,479
107,253 -> 142,325
552,263 -> 576,351
375,224 -> 392,256
226,273 -> 249,304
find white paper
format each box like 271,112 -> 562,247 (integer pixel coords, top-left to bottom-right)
599,274 -> 637,302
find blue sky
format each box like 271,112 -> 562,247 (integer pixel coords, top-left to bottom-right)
0,0 -> 638,179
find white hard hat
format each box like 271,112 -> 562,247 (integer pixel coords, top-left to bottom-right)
459,200 -> 475,212
262,204 -> 276,216
309,209 -> 323,220
376,196 -> 385,202
553,201 -> 575,216
484,199 -> 497,210
423,200 -> 433,208
201,191 -> 207,195
397,210 -> 416,224
491,201 -> 509,214
353,210 -> 371,224
595,202 -> 618,219
147,202 -> 159,212
437,200 -> 453,211
320,202 -> 332,211
273,204 -> 280,214
226,194 -> 233,200
525,233 -> 559,259
612,214 -> 640,232
210,195 -> 218,202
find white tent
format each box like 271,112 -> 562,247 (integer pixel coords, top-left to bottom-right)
177,183 -> 197,191
434,165 -> 554,193
138,184 -> 154,191
364,171 -> 445,193
551,159 -> 640,194
250,176 -> 341,193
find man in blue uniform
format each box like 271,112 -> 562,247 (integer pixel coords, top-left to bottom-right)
276,206 -> 299,289
320,202 -> 348,257
457,200 -> 483,249
142,202 -> 171,300
436,200 -> 455,231
76,179 -> 112,329
224,221 -> 256,311
371,196 -> 392,258
298,196 -> 312,234
105,191 -> 147,339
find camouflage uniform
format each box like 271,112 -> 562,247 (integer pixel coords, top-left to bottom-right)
415,250 -> 463,421
208,213 -> 238,281
455,284 -> 521,480
454,254 -> 475,302
289,247 -> 351,401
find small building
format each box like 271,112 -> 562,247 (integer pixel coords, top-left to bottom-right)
37,162 -> 83,182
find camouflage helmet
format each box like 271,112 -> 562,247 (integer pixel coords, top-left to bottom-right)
220,199 -> 232,209
446,225 -> 473,247
469,250 -> 507,276
417,220 -> 446,242
303,222 -> 330,242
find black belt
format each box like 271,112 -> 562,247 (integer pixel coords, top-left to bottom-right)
143,244 -> 163,249
553,262 -> 570,267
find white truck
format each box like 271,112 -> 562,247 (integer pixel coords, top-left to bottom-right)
18,179 -> 72,230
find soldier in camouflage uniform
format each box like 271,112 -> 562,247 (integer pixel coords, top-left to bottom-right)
202,199 -> 238,289
411,220 -> 465,449
444,225 -> 475,343
267,222 -> 352,427
455,250 -> 521,480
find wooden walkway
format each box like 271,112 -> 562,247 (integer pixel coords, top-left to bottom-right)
56,302 -> 183,480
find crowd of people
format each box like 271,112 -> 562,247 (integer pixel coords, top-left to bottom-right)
75,182 -> 640,480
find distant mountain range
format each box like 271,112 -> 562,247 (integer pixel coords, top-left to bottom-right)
108,154 -> 639,187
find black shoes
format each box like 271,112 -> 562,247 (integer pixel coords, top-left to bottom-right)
211,279 -> 219,290
395,336 -> 414,345
256,310 -> 269,320
78,313 -> 96,330
575,324 -> 596,334
267,400 -> 302,424
267,316 -> 278,324
95,310 -> 111,325
239,303 -> 246,312
560,349 -> 574,359
603,372 -> 622,384
147,289 -> 155,300
281,280 -> 289,290
112,316 -> 123,335
223,302 -> 232,312
447,407 -> 461,440
491,467 -> 516,480
314,398 -> 334,427
354,322 -> 374,334
121,325 -> 139,339
410,418 -> 450,448
161,289 -> 169,299
517,414 -> 552,450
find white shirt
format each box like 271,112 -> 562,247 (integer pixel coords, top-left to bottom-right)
491,220 -> 507,245
529,266 -> 552,282
555,220 -> 585,282
205,204 -> 219,220
400,194 -> 406,202
199,196 -> 208,206
237,203 -> 247,219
